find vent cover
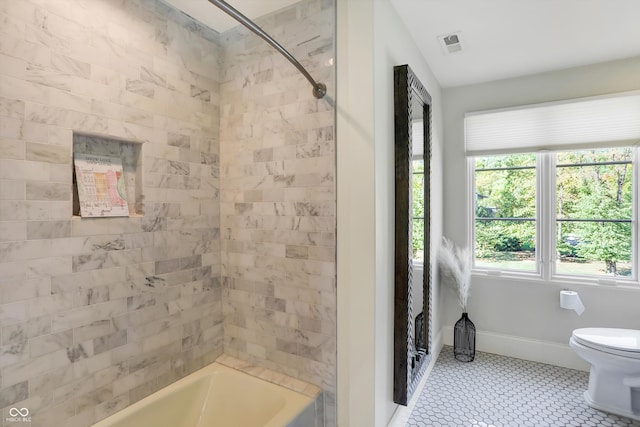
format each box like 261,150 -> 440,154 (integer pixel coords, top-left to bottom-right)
438,32 -> 463,55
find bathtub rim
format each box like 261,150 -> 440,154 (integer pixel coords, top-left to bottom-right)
215,353 -> 322,398
90,360 -> 319,427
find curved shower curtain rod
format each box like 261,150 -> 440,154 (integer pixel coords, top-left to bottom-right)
208,0 -> 327,99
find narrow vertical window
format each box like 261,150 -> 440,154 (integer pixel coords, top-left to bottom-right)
474,154 -> 537,271
411,118 -> 426,266
412,158 -> 424,263
555,148 -> 633,278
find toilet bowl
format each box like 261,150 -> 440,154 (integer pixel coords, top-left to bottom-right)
570,328 -> 640,421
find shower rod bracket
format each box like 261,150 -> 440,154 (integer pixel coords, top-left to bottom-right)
208,0 -> 327,99
313,82 -> 327,99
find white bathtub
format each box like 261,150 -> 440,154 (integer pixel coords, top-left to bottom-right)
91,363 -> 316,427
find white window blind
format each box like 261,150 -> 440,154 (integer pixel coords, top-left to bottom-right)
412,121 -> 424,159
464,90 -> 640,156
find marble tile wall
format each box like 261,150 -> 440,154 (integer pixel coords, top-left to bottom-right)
219,0 -> 336,424
0,0 -> 221,425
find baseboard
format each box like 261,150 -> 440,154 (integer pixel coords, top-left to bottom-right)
442,326 -> 590,372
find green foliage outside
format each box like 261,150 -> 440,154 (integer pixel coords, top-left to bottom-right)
412,160 -> 425,260
475,148 -> 632,276
475,154 -> 536,270
556,149 -> 632,275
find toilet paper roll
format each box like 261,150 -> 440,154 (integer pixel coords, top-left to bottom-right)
560,290 -> 585,315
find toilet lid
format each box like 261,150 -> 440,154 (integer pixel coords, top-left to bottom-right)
573,328 -> 640,353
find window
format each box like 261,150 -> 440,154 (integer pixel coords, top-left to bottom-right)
471,147 -> 636,281
411,119 -> 426,265
474,154 -> 536,271
465,91 -> 640,283
412,158 -> 424,263
555,148 -> 633,277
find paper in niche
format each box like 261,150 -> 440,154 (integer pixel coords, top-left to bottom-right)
74,153 -> 129,217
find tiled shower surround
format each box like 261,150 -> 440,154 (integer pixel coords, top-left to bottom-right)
0,0 -> 336,425
219,1 -> 336,424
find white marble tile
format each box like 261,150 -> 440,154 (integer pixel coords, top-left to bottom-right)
0,116 -> 22,139
73,320 -> 113,343
26,103 -> 110,134
30,329 -> 74,358
0,52 -> 26,81
49,163 -> 72,183
0,276 -> 50,304
51,299 -> 127,332
21,120 -> 49,145
26,220 -> 71,240
1,345 -> 70,387
25,293 -> 74,320
50,87 -> 93,113
0,9 -> 26,40
2,313 -> 51,347
25,256 -> 73,278
0,0 -> 335,425
0,96 -> 25,120
0,138 -> 24,161
0,75 -> 50,107
0,221 -> 25,242
26,181 -> 69,201
0,159 -> 50,182
51,52 -> 91,79
0,200 -> 27,221
0,30 -> 51,65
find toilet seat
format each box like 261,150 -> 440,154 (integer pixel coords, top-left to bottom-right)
572,328 -> 640,359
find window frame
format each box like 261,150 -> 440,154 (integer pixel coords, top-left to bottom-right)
467,148 -> 639,286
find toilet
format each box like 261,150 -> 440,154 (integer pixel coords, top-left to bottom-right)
570,328 -> 640,421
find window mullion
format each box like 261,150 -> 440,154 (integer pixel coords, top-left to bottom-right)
634,148 -> 639,282
538,152 -> 554,280
467,157 -> 475,269
536,152 -> 545,279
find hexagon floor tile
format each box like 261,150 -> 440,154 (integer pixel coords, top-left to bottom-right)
405,346 -> 640,427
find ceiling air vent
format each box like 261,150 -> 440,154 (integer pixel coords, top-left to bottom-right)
438,32 -> 463,55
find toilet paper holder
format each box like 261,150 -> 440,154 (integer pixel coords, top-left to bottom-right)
560,289 -> 585,315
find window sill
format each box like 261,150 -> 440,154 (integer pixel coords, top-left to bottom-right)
471,268 -> 639,288
412,260 -> 424,270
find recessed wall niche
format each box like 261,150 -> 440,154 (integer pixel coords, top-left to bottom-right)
72,133 -> 144,217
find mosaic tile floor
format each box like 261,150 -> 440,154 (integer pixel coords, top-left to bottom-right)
405,346 -> 640,427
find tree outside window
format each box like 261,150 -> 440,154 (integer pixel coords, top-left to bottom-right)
555,148 -> 632,276
474,153 -> 536,271
412,159 -> 425,262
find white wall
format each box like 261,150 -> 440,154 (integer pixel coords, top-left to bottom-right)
373,1 -> 444,425
336,0 -> 376,425
442,56 -> 640,369
336,0 -> 444,425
